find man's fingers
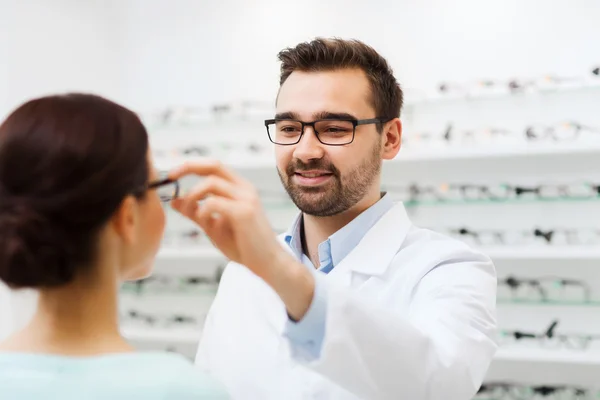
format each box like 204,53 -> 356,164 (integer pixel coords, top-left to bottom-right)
171,176 -> 238,219
168,159 -> 246,186
194,196 -> 237,227
182,175 -> 240,203
171,197 -> 198,220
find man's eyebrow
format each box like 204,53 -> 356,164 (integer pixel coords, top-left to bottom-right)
273,111 -> 359,121
313,111 -> 358,121
274,111 -> 300,120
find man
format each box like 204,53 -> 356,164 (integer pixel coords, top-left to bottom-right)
170,38 -> 497,399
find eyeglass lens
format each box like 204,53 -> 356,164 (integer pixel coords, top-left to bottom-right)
268,120 -> 355,145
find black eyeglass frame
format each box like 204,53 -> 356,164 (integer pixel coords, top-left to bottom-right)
146,178 -> 180,202
264,117 -> 391,146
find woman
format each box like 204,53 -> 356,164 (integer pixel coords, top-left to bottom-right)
0,94 -> 228,399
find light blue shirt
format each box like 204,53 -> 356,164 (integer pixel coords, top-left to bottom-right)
0,352 -> 229,400
283,193 -> 394,361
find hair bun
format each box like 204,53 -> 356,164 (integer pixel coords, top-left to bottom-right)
0,197 -> 75,288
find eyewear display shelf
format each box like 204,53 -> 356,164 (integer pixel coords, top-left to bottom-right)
122,75 -> 600,390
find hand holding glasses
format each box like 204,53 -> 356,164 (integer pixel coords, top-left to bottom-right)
146,176 -> 180,203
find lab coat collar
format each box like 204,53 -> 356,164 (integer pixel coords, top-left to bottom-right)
281,202 -> 412,277
339,202 -> 412,276
284,193 -> 395,270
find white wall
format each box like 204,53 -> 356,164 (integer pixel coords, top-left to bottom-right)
0,0 -> 124,118
0,1 -> 12,118
117,0 -> 600,112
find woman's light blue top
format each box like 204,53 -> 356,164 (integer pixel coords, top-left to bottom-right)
0,351 -> 229,399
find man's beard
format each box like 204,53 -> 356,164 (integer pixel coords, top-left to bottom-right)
277,143 -> 382,217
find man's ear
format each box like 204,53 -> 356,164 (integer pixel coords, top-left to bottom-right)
111,196 -> 138,245
381,118 -> 402,160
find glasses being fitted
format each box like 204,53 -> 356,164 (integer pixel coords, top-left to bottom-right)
475,382 -> 589,400
265,115 -> 390,146
147,178 -> 180,202
498,275 -> 591,303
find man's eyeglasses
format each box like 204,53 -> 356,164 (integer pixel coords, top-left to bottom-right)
264,117 -> 388,146
147,178 -> 180,202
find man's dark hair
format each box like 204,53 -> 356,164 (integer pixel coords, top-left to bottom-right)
277,37 -> 403,125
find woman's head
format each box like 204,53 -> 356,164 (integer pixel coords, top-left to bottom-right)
0,93 -> 166,289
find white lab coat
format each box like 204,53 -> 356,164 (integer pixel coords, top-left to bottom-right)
196,203 -> 497,400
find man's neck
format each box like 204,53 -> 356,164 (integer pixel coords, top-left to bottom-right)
301,192 -> 381,268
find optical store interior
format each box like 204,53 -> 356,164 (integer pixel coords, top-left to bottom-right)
1,0 -> 600,399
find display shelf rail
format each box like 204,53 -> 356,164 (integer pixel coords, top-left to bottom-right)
404,80 -> 600,107
484,247 -> 600,261
156,246 -> 600,262
157,247 -> 223,260
152,247 -> 226,276
488,347 -> 600,386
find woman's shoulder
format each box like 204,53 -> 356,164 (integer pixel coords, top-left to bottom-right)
0,351 -> 229,399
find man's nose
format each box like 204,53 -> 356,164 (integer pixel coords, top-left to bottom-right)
293,126 -> 326,162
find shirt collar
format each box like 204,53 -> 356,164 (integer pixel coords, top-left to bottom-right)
284,193 -> 394,267
284,212 -> 304,261
327,193 -> 393,266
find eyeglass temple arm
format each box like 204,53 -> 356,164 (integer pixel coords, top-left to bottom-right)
544,320 -> 560,338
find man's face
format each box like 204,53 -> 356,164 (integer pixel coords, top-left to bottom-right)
275,68 -> 383,217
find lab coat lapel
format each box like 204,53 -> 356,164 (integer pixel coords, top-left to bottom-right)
328,203 -> 411,283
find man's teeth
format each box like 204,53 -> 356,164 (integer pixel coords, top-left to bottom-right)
299,173 -> 328,178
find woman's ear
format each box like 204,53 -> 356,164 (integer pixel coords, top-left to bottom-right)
382,118 -> 402,161
111,196 -> 138,245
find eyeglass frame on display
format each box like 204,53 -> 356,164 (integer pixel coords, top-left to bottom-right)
122,310 -> 199,328
264,114 -> 391,146
122,267 -> 226,296
449,226 -> 600,247
476,381 -> 589,400
500,320 -> 600,351
525,121 -> 600,142
403,120 -> 600,148
386,182 -> 600,204
498,275 -> 591,304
